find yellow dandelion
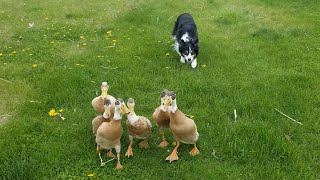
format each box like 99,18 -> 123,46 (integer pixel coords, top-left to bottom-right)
87,174 -> 95,177
80,35 -> 85,39
45,17 -> 48,20
13,50 -> 17,54
166,53 -> 170,56
172,142 -> 177,146
48,109 -> 58,117
32,64 -> 38,68
201,64 -> 207,68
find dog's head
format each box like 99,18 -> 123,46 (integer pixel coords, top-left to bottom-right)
179,38 -> 199,63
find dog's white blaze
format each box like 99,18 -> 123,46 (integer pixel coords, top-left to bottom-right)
184,47 -> 195,63
181,32 -> 190,42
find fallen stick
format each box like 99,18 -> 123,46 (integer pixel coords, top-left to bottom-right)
0,78 -> 13,84
100,66 -> 118,70
274,108 -> 303,125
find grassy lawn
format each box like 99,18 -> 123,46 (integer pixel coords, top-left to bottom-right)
1,0 -> 320,179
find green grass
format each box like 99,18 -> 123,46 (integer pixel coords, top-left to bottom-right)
1,0 -> 320,179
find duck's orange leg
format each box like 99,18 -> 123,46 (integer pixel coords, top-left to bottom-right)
116,153 -> 123,169
158,129 -> 169,147
189,144 -> 200,156
166,141 -> 180,162
125,136 -> 134,157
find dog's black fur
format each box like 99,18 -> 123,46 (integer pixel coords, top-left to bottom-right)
172,13 -> 199,68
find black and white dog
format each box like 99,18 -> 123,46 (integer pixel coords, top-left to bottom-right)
172,13 -> 199,69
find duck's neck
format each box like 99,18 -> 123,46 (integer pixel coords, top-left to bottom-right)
170,99 -> 178,113
127,108 -> 139,125
113,108 -> 122,121
160,104 -> 167,112
160,98 -> 167,112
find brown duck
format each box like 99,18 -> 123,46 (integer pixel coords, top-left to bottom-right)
125,98 -> 152,157
164,92 -> 200,162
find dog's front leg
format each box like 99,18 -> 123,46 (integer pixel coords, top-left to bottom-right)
191,58 -> 197,68
180,56 -> 186,63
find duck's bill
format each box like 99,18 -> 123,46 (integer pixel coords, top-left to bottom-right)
163,96 -> 171,111
103,108 -> 111,118
101,87 -> 108,99
121,104 -> 131,114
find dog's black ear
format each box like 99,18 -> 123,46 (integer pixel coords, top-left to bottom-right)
193,38 -> 199,46
180,39 -> 186,44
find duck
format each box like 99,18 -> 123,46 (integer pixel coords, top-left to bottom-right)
95,98 -> 130,169
92,99 -> 112,136
164,92 -> 200,162
125,98 -> 152,157
92,82 -> 116,114
152,90 -> 172,147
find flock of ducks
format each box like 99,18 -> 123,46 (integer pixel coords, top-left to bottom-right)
91,82 -> 200,169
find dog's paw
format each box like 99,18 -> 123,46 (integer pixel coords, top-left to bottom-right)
191,59 -> 197,69
180,56 -> 186,63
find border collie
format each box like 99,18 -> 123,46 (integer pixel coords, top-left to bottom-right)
172,13 -> 199,69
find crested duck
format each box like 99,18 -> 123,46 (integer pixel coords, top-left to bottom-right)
92,82 -> 116,114
95,98 -> 130,169
164,92 -> 200,162
125,98 -> 152,157
152,90 -> 172,147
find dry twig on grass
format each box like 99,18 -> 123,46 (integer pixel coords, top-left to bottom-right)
274,108 -> 303,125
